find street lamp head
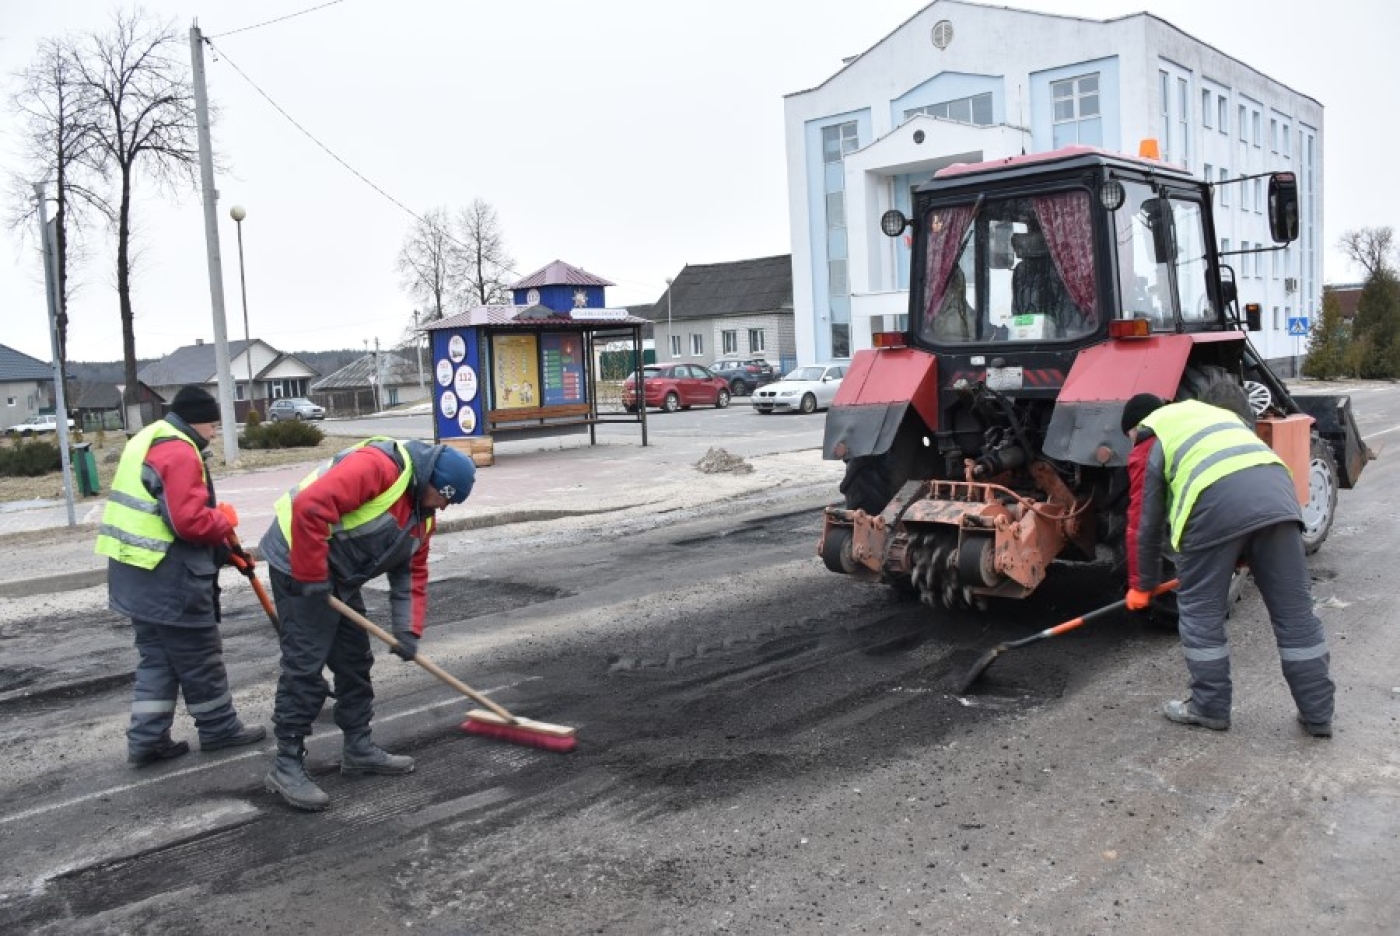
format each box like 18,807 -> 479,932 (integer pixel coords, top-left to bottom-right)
229,204 -> 246,222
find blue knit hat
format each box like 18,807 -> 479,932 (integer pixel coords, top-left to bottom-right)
429,447 -> 476,505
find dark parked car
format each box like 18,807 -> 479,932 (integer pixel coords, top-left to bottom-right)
622,364 -> 731,413
267,397 -> 326,422
708,357 -> 778,396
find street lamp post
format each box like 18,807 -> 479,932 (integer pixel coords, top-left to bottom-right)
665,277 -> 674,359
412,309 -> 425,389
229,205 -> 254,420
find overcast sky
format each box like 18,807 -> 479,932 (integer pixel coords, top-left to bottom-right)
1,0 -> 1393,363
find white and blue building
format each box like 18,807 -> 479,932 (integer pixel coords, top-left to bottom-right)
784,0 -> 1322,371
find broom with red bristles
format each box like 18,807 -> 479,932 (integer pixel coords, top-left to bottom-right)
328,595 -> 576,753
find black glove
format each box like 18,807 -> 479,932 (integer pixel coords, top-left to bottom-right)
213,542 -> 233,568
390,628 -> 419,662
230,542 -> 254,567
285,576 -> 331,597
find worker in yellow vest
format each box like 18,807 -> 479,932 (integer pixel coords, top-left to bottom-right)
257,438 -> 475,811
1122,393 -> 1334,737
96,385 -> 267,766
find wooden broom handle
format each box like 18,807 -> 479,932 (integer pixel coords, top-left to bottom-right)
327,595 -> 516,723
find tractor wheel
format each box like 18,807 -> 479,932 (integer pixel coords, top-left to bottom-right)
841,454 -> 895,515
1176,364 -> 1253,426
1300,433 -> 1338,554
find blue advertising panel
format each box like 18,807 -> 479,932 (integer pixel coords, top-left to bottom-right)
432,328 -> 484,438
541,332 -> 586,406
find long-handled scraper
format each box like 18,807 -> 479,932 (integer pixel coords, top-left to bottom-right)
956,578 -> 1179,694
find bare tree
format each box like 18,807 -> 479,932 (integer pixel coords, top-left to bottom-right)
67,9 -> 199,415
455,198 -> 514,306
397,207 -> 458,321
1337,226 -> 1394,280
6,37 -> 107,393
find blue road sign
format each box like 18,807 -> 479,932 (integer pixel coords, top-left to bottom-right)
1287,317 -> 1310,337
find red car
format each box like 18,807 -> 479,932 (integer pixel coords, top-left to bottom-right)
622,364 -> 732,413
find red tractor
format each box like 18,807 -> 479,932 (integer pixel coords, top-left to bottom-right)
819,145 -> 1370,610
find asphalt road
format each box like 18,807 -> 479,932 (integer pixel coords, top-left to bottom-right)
1,382 -> 1397,933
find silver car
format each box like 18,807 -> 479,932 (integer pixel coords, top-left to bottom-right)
267,397 -> 325,421
751,363 -> 847,414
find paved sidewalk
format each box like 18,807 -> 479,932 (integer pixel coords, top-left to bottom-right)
0,426 -> 842,596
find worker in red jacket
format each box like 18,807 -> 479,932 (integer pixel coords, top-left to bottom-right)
258,438 -> 475,811
1122,393 -> 1334,737
97,385 -> 267,766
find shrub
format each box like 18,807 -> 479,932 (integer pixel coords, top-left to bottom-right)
245,406 -> 262,428
240,419 -> 324,450
0,439 -> 62,477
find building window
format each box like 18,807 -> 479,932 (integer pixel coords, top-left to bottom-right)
748,328 -> 765,352
1254,178 -> 1263,214
1202,89 -> 1213,128
5,397 -> 14,406
822,120 -> 858,359
722,330 -> 738,355
669,334 -> 681,358
1241,174 -> 1251,212
904,92 -> 992,126
1158,71 -> 1171,160
1053,73 -> 1102,147
1238,104 -> 1247,141
1270,118 -> 1279,152
1204,163 -> 1214,199
1283,124 -> 1291,157
1222,238 -> 1231,254
1218,94 -> 1228,134
1273,306 -> 1281,330
1177,77 -> 1190,165
235,383 -> 246,402
1218,167 -> 1229,206
1252,110 -> 1262,147
689,334 -> 704,356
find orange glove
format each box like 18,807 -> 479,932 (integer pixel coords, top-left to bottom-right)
1125,588 -> 1153,611
217,502 -> 239,529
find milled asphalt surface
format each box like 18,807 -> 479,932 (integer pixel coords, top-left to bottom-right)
0,411 -> 843,597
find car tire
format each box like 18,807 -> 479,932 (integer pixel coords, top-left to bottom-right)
295,412 -> 304,421
730,378 -> 746,396
799,393 -> 818,415
624,404 -> 638,414
269,414 -> 280,422
715,389 -> 731,409
662,392 -> 680,413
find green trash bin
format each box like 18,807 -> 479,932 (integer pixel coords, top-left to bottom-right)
71,442 -> 100,496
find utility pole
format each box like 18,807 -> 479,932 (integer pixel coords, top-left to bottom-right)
36,182 -> 76,526
190,24 -> 239,464
373,337 -> 383,412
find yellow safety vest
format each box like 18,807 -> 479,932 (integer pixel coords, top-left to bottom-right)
273,438 -> 431,549
1142,400 -> 1286,550
94,422 -> 205,569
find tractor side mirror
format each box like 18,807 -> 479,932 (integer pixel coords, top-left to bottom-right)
1142,198 -> 1174,264
1244,302 -> 1262,332
1267,172 -> 1299,243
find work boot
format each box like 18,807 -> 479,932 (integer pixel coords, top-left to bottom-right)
264,740 -> 330,811
1297,713 -> 1333,738
1162,699 -> 1230,731
201,723 -> 268,752
128,738 -> 191,768
340,730 -> 415,775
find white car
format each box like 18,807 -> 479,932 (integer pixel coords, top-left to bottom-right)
751,363 -> 847,414
5,414 -> 75,436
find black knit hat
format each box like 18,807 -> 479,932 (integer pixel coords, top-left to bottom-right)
1120,392 -> 1166,435
170,385 -> 221,424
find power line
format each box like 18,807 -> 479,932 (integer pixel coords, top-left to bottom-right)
203,37 -> 520,280
207,1 -> 348,40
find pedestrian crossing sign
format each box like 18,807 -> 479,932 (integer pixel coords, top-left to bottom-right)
1287,317 -> 1309,337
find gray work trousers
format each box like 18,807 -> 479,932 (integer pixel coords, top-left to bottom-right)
128,620 -> 241,753
1175,520 -> 1335,724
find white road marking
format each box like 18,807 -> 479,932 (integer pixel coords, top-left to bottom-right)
0,679 -> 533,828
